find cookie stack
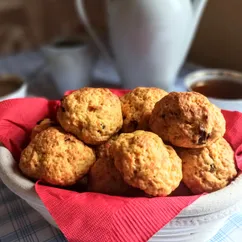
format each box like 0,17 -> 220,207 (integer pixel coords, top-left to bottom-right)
149,91 -> 237,194
19,87 -> 238,197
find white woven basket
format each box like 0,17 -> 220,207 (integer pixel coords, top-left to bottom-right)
1,144 -> 242,242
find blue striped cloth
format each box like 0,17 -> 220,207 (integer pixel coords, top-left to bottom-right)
0,180 -> 66,242
210,213 -> 242,242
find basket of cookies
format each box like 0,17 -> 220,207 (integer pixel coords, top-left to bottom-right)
0,87 -> 242,242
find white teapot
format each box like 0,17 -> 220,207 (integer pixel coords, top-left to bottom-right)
75,0 -> 208,91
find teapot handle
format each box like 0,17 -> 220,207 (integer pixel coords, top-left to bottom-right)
75,0 -> 112,62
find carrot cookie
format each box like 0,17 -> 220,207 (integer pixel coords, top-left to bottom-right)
95,134 -> 119,158
120,87 -> 167,132
57,88 -> 123,145
111,130 -> 182,196
19,127 -> 96,186
150,92 -> 226,148
31,118 -> 56,139
88,157 -> 134,196
177,138 -> 237,194
88,135 -> 140,196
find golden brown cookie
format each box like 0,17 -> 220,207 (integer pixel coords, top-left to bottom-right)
177,138 -> 237,194
57,88 -> 123,145
95,134 -> 119,158
120,87 -> 167,132
19,127 -> 96,186
110,130 -> 182,196
31,118 -> 56,140
88,157 -> 134,196
89,135 -> 142,196
149,92 -> 226,148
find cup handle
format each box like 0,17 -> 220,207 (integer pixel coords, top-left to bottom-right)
75,0 -> 112,62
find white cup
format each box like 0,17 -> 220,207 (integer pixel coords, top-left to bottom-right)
184,69 -> 242,112
0,75 -> 27,102
42,36 -> 98,95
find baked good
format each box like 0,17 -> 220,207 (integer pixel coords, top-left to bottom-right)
149,91 -> 226,148
31,118 -> 56,139
19,127 -> 96,186
177,138 -> 237,194
95,134 -> 119,158
57,88 -> 123,145
89,135 -> 140,196
88,157 -> 133,196
120,87 -> 167,132
110,130 -> 182,196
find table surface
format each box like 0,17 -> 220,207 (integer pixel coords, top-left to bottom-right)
0,50 -> 242,242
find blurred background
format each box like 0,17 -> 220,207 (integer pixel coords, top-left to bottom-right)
0,0 -> 241,71
0,0 -> 105,54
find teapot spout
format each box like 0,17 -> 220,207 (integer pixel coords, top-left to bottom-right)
191,0 -> 208,34
182,0 -> 208,64
176,0 -> 208,76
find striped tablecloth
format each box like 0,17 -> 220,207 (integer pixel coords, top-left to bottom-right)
0,51 -> 241,242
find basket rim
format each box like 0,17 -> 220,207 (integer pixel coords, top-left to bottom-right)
1,144 -> 242,218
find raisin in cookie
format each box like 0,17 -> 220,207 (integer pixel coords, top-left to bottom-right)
150,92 -> 226,148
120,87 -> 167,132
57,88 -> 123,145
19,127 -> 96,186
110,130 -> 182,197
177,138 -> 237,194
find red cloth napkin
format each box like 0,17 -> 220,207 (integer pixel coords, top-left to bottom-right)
0,90 -> 242,242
